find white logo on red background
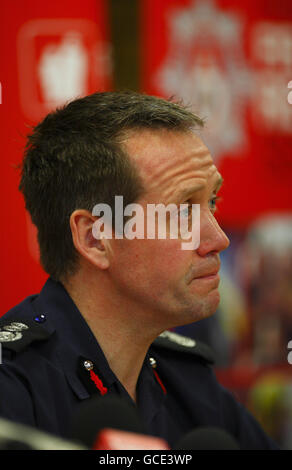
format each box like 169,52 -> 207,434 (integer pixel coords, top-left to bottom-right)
154,0 -> 252,162
154,0 -> 292,160
251,23 -> 292,132
18,19 -> 112,263
38,31 -> 89,108
17,18 -> 111,121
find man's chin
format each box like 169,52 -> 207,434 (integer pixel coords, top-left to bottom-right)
193,288 -> 220,321
153,284 -> 221,329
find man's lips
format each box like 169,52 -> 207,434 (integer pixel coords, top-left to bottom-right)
195,269 -> 220,279
188,265 -> 221,282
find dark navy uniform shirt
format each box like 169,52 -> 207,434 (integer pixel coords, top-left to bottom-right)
0,278 -> 278,449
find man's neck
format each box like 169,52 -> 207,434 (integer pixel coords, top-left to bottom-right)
63,275 -> 161,402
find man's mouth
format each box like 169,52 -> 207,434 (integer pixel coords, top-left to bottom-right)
189,264 -> 220,283
195,268 -> 220,279
195,272 -> 220,281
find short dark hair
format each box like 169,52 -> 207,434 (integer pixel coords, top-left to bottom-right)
19,91 -> 204,281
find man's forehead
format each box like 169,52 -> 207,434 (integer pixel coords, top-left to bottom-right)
122,129 -> 218,198
122,128 -> 211,175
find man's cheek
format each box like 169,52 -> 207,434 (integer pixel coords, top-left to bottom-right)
151,241 -> 189,277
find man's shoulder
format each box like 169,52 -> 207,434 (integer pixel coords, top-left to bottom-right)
152,330 -> 215,365
0,293 -> 54,354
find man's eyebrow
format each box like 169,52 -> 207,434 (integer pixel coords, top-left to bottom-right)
173,175 -> 223,202
174,183 -> 206,202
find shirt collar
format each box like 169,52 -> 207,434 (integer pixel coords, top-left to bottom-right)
32,277 -> 117,399
32,277 -> 166,413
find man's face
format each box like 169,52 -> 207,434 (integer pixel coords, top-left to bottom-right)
107,128 -> 230,331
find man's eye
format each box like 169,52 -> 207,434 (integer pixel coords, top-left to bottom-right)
209,196 -> 221,213
179,203 -> 192,217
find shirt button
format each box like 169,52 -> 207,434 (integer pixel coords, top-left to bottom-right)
83,360 -> 94,370
149,357 -> 157,368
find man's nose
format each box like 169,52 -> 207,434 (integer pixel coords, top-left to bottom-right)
196,209 -> 230,257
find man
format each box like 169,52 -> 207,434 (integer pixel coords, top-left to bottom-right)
0,92 -> 277,449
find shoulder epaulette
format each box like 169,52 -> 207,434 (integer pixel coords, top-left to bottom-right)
0,317 -> 53,353
152,330 -> 215,365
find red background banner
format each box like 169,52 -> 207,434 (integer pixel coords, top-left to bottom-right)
0,0 -> 111,313
140,0 -> 292,228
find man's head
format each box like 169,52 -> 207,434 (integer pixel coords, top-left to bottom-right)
104,128 -> 229,329
19,91 -> 203,281
20,91 -> 229,329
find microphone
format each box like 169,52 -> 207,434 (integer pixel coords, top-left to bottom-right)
69,395 -> 169,450
174,427 -> 240,450
93,429 -> 170,450
0,417 -> 86,450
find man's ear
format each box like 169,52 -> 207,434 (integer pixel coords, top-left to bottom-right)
69,210 -> 111,270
